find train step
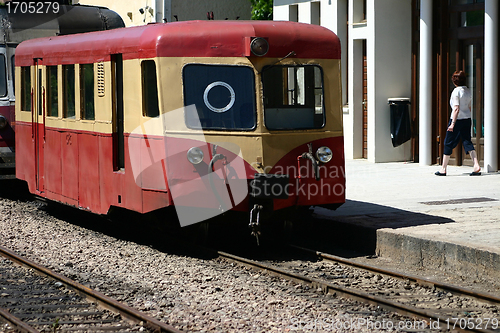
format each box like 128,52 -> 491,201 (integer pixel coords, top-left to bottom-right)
0,163 -> 15,168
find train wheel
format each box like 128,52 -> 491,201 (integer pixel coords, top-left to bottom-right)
184,221 -> 210,246
279,206 -> 313,242
282,219 -> 294,241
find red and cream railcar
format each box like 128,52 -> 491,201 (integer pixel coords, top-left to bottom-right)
15,20 -> 345,232
0,5 -> 124,179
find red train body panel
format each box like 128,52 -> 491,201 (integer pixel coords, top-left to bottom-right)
15,20 -> 345,229
16,21 -> 341,67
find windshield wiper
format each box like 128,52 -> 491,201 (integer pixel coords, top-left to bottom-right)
259,51 -> 296,74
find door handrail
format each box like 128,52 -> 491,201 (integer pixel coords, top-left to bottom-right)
31,87 -> 34,138
42,86 -> 46,141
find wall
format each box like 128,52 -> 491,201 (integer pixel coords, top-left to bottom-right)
171,0 -> 251,22
73,0 -> 251,26
274,0 -> 347,105
274,0 -> 350,153
274,0 -> 412,163
344,0 -> 412,162
73,0 -> 154,26
370,0 -> 412,162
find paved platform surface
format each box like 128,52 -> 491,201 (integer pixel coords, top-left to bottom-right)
314,159 -> 500,279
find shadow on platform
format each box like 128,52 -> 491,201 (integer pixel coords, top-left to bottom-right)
306,200 -> 455,255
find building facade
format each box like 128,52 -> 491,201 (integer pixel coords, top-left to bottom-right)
73,0 -> 251,26
274,0 -> 499,172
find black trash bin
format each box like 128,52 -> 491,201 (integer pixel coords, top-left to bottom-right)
388,98 -> 411,147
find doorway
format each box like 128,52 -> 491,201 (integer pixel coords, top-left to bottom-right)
459,40 -> 483,166
112,54 -> 124,171
433,0 -> 485,167
362,40 -> 367,159
33,58 -> 45,193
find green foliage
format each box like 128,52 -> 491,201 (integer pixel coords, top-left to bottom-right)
250,0 -> 273,20
52,318 -> 60,333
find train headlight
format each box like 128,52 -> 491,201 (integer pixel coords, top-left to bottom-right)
187,147 -> 204,165
0,116 -> 7,130
316,146 -> 333,163
250,37 -> 269,56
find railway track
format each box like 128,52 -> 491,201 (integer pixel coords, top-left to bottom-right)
216,244 -> 500,333
0,245 -> 182,333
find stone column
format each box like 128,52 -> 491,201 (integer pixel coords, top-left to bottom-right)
419,0 -> 432,165
484,0 -> 498,172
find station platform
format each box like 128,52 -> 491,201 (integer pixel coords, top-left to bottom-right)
314,159 -> 500,280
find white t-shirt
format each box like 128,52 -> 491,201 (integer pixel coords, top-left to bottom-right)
449,86 -> 471,120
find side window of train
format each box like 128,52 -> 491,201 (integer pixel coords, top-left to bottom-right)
141,60 -> 159,118
63,64 -> 75,119
0,54 -> 7,98
21,66 -> 31,112
262,65 -> 325,130
80,64 -> 94,120
46,66 -> 58,117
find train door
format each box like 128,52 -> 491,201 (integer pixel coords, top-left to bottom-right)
112,54 -> 124,171
362,40 -> 368,159
33,58 -> 44,193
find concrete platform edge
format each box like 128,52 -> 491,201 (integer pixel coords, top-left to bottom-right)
376,229 -> 500,280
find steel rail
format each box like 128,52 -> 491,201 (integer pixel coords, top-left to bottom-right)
0,307 -> 40,333
217,249 -> 497,333
0,244 -> 183,333
291,244 -> 500,306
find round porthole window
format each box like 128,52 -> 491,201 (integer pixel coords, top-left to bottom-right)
203,81 -> 236,113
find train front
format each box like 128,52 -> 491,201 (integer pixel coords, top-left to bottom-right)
142,21 -> 345,235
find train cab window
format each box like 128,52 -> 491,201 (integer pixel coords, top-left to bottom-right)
46,66 -> 58,117
262,65 -> 325,130
63,64 -> 75,118
0,55 -> 6,97
80,64 -> 94,120
141,60 -> 159,118
21,66 -> 31,112
183,64 -> 256,130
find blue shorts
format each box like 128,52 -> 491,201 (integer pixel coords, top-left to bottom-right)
443,118 -> 475,155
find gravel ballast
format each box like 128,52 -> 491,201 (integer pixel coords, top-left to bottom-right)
0,196 -> 433,332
